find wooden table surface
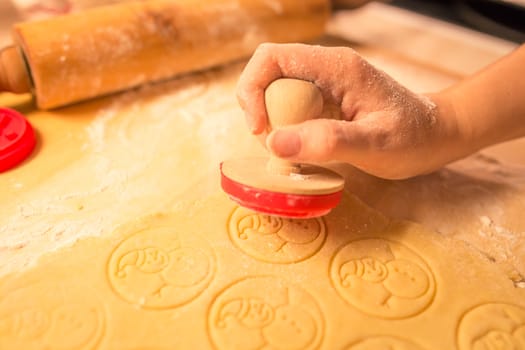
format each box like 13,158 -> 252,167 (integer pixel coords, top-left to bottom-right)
1,2 -> 524,286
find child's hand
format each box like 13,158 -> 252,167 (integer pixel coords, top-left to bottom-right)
237,43 -> 463,179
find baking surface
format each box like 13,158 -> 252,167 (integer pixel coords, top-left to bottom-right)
1,192 -> 523,349
1,2 -> 525,349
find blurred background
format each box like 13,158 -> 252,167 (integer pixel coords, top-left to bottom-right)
1,0 -> 524,46
391,0 -> 525,43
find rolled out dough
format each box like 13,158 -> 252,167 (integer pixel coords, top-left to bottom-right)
1,9 -> 525,348
1,36 -> 523,288
0,192 -> 523,349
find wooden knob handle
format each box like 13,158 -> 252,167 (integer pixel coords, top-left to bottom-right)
265,78 -> 323,129
264,78 -> 323,175
0,46 -> 31,94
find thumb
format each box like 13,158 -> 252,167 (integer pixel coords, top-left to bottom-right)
266,119 -> 364,163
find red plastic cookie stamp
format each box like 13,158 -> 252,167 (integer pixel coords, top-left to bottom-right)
220,158 -> 344,218
0,107 -> 36,172
220,78 -> 345,218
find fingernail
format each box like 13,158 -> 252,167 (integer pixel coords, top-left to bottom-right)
268,130 -> 301,158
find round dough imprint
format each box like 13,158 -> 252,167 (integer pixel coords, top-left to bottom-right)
0,281 -> 106,350
107,226 -> 216,309
227,206 -> 327,263
457,303 -> 525,350
208,276 -> 324,350
329,238 -> 436,319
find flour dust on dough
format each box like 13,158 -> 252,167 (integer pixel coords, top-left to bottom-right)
0,62 -> 265,277
0,192 -> 523,349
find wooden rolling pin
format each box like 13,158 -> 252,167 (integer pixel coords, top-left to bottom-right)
0,0 -> 329,109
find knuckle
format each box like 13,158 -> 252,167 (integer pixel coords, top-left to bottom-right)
254,42 -> 276,57
321,122 -> 340,156
340,47 -> 368,75
338,46 -> 359,62
368,126 -> 393,151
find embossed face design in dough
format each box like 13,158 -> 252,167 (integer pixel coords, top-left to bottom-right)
108,227 -> 216,309
330,238 -> 435,319
228,207 -> 327,263
46,304 -> 103,350
383,259 -> 429,299
116,247 -> 169,276
0,282 -> 105,350
0,309 -> 48,339
473,330 -> 522,350
216,298 -> 274,329
209,277 -> 324,350
238,214 -> 283,239
340,257 -> 389,285
457,303 -> 525,350
262,304 -> 318,350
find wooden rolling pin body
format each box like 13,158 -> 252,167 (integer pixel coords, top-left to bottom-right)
1,0 -> 329,109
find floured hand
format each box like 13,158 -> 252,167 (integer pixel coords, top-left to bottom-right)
236,43 -> 463,179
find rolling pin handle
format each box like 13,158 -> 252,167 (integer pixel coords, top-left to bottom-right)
264,78 -> 324,176
0,46 -> 31,94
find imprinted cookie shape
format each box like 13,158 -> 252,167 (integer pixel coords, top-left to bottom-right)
0,281 -> 106,350
330,238 -> 436,319
208,276 -> 324,350
457,303 -> 525,349
107,226 -> 216,309
227,207 -> 327,263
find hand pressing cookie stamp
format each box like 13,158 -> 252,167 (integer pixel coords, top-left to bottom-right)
330,238 -> 436,319
221,78 -> 344,218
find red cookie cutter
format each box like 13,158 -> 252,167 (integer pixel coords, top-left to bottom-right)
0,107 -> 36,172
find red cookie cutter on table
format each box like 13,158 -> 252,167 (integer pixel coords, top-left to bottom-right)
0,107 -> 36,172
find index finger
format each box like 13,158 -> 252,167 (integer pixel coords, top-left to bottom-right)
236,43 -> 360,134
236,43 -> 283,134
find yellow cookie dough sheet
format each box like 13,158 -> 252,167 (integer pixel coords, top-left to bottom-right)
1,193 -> 523,350
0,50 -> 524,350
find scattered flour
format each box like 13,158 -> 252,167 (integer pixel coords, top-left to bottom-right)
0,63 -> 263,277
